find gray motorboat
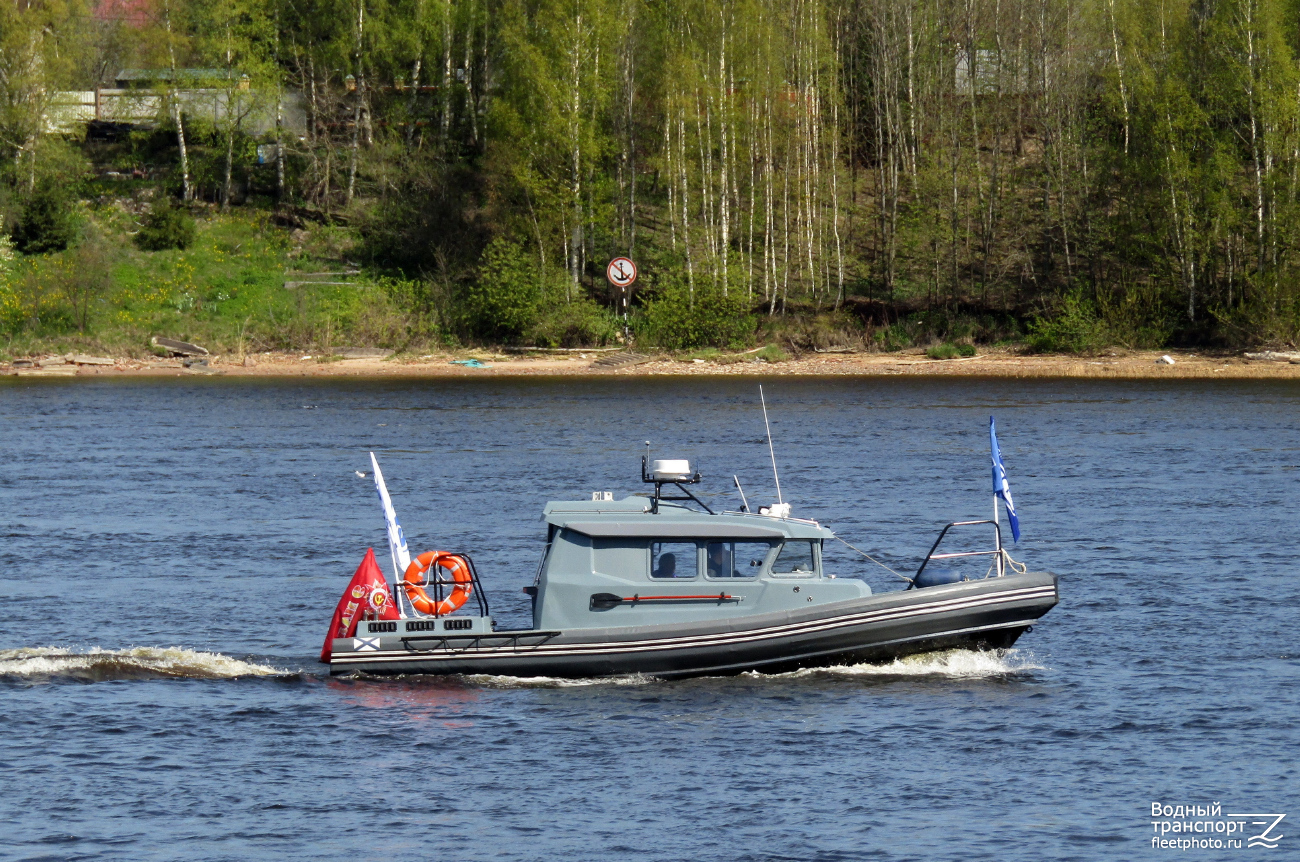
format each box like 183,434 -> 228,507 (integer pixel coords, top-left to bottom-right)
325,455 -> 1058,678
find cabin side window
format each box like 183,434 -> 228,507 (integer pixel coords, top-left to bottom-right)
705,541 -> 771,579
769,540 -> 817,577
650,541 -> 698,579
592,539 -> 650,580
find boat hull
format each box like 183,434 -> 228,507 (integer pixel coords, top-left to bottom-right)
328,572 -> 1058,679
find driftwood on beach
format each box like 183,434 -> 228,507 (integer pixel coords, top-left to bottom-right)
151,337 -> 209,357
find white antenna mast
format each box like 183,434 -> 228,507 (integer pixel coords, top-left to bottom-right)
760,385 -> 783,504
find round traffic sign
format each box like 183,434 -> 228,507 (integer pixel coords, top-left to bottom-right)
606,257 -> 638,287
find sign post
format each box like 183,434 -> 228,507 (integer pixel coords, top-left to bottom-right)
606,257 -> 637,344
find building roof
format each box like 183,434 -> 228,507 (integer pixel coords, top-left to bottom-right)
115,68 -> 240,87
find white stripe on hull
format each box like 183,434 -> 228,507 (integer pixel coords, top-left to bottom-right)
331,584 -> 1056,667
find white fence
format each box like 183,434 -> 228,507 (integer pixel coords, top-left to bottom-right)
44,89 -> 307,137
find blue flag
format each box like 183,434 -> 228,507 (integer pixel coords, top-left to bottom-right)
990,417 -> 1020,542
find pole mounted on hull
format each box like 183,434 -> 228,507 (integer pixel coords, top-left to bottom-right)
733,475 -> 750,512
759,385 -> 788,512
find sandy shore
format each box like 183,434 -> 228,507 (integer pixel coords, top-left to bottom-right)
6,347 -> 1300,380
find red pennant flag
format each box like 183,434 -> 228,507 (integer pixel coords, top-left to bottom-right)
320,548 -> 400,662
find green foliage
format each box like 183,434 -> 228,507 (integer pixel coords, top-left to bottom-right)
528,295 -> 620,347
461,240 -> 621,347
924,342 -> 975,359
14,0 -> 1300,355
638,277 -> 756,350
875,322 -> 914,352
459,238 -> 543,342
136,200 -> 197,251
1026,293 -> 1111,354
0,215 -> 13,271
13,185 -> 79,254
758,310 -> 864,352
65,227 -> 116,332
754,344 -> 790,362
1,264 -> 71,334
357,161 -> 487,273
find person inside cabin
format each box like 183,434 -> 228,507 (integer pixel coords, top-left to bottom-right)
707,543 -> 733,578
654,552 -> 677,579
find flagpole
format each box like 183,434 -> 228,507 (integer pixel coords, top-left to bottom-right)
993,494 -> 1003,577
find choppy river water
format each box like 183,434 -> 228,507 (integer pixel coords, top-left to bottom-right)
1,376 -> 1296,861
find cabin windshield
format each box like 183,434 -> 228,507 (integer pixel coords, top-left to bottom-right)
770,541 -> 817,576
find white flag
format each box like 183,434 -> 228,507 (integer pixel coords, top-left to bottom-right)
369,452 -> 411,579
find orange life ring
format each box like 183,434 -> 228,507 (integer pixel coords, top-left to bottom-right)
403,551 -> 474,616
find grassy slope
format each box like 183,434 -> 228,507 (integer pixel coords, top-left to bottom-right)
0,200 -> 415,360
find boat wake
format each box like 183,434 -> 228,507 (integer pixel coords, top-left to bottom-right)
464,672 -> 656,689
0,647 -> 287,683
445,649 -> 1041,688
758,648 -> 1044,681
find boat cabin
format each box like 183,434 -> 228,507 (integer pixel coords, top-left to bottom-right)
530,494 -> 871,630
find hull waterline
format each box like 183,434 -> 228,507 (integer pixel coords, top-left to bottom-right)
329,572 -> 1058,679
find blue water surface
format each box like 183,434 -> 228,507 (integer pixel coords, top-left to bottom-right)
0,376 -> 1295,861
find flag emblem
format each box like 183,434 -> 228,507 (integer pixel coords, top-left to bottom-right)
353,637 -> 381,652
321,547 -> 401,662
990,416 -> 1021,542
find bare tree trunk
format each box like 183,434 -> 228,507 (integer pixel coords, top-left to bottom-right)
346,0 -> 365,206
276,83 -> 285,201
1245,9 -> 1266,278
719,13 -> 730,295
832,98 -> 844,309
222,25 -> 236,211
781,145 -> 790,315
697,88 -> 717,279
1107,0 -> 1130,153
163,0 -> 191,201
666,114 -> 677,250
906,1 -> 918,183
620,2 -> 637,253
524,185 -> 546,267
407,57 -> 422,147
679,107 -> 697,303
441,0 -> 453,146
747,83 -> 758,301
464,0 -> 478,145
568,11 -> 584,295
964,0 -> 986,299
223,119 -> 235,210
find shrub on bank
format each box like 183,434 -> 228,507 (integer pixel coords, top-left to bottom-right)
1026,292 -> 1110,353
13,185 -> 79,254
926,342 -> 976,359
638,276 -> 756,349
135,200 -> 196,251
759,310 -> 865,352
754,343 -> 790,362
459,238 -> 542,342
529,296 -> 620,347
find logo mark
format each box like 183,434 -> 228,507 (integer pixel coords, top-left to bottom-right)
1225,813 -> 1286,849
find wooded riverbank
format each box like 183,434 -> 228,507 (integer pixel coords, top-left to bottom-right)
7,0 -> 1300,355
